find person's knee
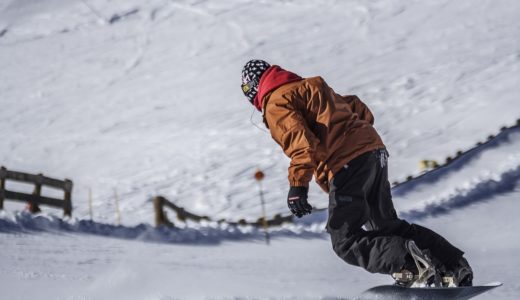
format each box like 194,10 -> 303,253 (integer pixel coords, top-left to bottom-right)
327,197 -> 369,231
329,231 -> 358,264
380,218 -> 410,234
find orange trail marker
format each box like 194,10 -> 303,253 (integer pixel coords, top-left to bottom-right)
255,170 -> 270,245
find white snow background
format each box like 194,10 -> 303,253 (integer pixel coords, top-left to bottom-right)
0,0 -> 519,299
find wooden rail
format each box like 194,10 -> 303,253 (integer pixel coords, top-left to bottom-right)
153,196 -> 210,227
0,166 -> 73,217
153,196 -> 294,228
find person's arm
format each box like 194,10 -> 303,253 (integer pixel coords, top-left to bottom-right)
345,95 -> 375,125
265,99 -> 319,188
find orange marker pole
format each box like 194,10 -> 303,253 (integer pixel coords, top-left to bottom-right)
255,170 -> 270,245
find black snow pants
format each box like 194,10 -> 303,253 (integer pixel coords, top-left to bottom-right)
326,148 -> 464,275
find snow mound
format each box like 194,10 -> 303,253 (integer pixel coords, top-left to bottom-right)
394,124 -> 520,217
0,211 -> 326,244
401,164 -> 520,220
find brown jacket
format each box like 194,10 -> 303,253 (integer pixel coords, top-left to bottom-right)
262,75 -> 385,193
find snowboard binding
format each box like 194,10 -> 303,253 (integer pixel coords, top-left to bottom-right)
392,240 -> 442,287
441,256 -> 474,287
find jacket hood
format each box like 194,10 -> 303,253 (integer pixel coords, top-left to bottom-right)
253,65 -> 303,111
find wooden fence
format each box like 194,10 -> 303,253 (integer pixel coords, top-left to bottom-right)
153,196 -> 293,228
0,166 -> 73,217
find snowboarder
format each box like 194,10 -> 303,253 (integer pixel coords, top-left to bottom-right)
240,59 -> 473,287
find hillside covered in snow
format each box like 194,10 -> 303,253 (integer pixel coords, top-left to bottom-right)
1,0 -> 519,299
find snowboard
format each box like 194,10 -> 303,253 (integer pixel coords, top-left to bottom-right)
360,282 -> 502,300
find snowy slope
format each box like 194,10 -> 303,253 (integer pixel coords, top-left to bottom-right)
393,125 -> 520,218
1,0 -> 519,225
3,129 -> 520,299
1,0 -> 520,299
1,177 -> 519,299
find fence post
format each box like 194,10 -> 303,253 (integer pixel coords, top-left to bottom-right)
0,166 -> 5,210
153,196 -> 173,227
63,179 -> 73,217
29,174 -> 43,213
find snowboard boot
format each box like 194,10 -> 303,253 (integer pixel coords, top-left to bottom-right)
443,256 -> 473,287
392,240 -> 442,287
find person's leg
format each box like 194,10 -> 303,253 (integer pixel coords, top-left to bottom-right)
367,149 -> 464,268
393,222 -> 464,267
327,151 -> 410,274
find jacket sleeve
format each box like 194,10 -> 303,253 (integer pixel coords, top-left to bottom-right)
346,95 -> 375,125
265,100 -> 320,188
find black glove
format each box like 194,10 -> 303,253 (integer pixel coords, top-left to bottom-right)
287,186 -> 312,218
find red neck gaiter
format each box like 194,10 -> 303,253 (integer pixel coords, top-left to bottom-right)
253,65 -> 303,111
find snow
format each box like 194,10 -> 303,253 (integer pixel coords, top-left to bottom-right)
1,182 -> 519,299
2,0 -> 520,224
0,0 -> 519,299
393,126 -> 520,219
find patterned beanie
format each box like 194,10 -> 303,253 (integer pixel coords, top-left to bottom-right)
241,59 -> 271,104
